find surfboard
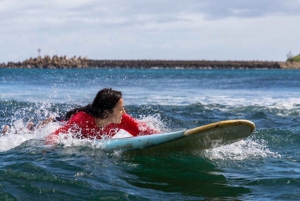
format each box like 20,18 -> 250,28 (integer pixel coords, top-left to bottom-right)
96,119 -> 255,154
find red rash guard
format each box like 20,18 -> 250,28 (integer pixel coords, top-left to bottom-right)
47,111 -> 159,141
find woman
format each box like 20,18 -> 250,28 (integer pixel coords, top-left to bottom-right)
46,88 -> 159,143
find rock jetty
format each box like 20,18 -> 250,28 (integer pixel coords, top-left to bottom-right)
1,55 -> 300,69
0,55 -> 89,69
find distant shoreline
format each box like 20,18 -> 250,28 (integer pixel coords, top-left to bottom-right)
1,56 -> 300,69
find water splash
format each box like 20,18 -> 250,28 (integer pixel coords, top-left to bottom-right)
137,113 -> 169,133
202,137 -> 281,161
0,113 -> 167,153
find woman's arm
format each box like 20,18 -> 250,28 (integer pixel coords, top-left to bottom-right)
45,111 -> 92,143
119,113 -> 159,136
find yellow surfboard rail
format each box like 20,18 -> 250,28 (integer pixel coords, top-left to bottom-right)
184,119 -> 256,136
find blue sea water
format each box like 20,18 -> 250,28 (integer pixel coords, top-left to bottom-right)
0,68 -> 300,200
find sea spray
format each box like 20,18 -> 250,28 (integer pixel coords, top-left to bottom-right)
203,137 -> 281,161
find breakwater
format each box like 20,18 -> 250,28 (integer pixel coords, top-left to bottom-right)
1,55 -> 300,69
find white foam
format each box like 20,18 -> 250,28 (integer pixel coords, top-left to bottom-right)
111,130 -> 133,139
123,89 -> 300,113
202,138 -> 281,161
0,121 -> 61,152
0,133 -> 33,152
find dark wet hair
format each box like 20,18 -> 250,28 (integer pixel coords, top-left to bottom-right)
65,88 -> 122,120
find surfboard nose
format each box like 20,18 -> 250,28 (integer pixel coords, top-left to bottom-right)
183,119 -> 255,136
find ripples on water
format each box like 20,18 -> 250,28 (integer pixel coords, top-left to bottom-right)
1,69 -> 300,200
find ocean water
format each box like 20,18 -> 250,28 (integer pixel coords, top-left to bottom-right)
0,68 -> 300,200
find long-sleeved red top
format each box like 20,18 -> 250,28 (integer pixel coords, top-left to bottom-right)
46,111 -> 158,141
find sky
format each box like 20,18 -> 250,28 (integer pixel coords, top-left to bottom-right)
0,0 -> 300,63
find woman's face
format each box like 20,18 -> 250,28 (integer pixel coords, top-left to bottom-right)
107,98 -> 125,124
